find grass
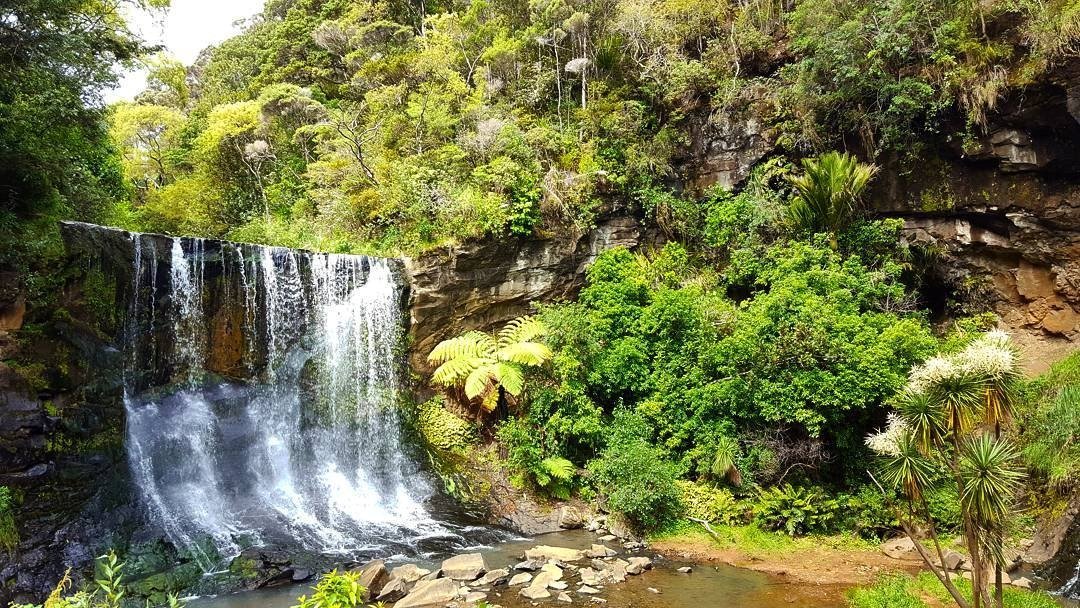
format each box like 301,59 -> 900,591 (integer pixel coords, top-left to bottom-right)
651,519 -> 877,558
848,572 -> 1060,608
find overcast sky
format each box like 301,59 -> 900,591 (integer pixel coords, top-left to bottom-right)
107,0 -> 265,102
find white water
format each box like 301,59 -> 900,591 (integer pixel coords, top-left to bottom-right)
122,233 -> 457,564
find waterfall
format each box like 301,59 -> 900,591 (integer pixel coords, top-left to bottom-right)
121,232 -> 460,564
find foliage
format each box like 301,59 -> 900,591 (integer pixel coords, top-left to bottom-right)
754,484 -> 843,536
786,152 -> 878,249
292,570 -> 367,608
587,440 -> 683,531
677,481 -> 748,525
13,552 -> 181,608
0,486 -> 17,554
429,316 -> 553,412
849,572 -> 1060,608
1018,352 -> 1080,493
867,330 -> 1024,608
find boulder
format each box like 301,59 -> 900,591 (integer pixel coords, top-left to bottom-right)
579,568 -> 604,587
395,578 -> 461,608
676,566 -> 693,574
881,537 -> 922,560
391,564 -> 432,584
942,551 -> 967,571
525,545 -> 586,562
473,568 -> 509,586
376,578 -> 408,602
463,591 -> 488,603
578,585 -> 601,594
509,572 -> 533,586
558,506 -> 587,529
520,584 -> 552,600
539,563 -> 564,581
441,553 -> 487,581
352,559 -> 389,600
585,544 -> 616,559
626,557 -> 652,575
606,515 -> 635,540
514,558 -> 546,571
1012,577 -> 1032,589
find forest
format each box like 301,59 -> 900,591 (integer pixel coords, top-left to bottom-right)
2,0 -> 1080,608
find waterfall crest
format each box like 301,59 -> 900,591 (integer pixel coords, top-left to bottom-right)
122,232 -> 454,561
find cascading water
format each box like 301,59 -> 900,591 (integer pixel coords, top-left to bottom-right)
120,231 -> 481,566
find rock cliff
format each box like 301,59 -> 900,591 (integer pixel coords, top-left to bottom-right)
404,215 -> 643,374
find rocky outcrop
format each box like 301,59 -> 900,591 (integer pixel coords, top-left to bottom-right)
404,215 -> 642,373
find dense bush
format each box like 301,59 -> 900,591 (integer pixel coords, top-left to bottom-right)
294,570 -> 366,608
677,481 -> 749,526
587,440 -> 684,531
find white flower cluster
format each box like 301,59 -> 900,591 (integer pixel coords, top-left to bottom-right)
905,330 -> 1017,393
865,413 -> 910,456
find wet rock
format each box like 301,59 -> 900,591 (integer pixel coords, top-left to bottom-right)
578,585 -> 600,594
463,591 -> 488,603
625,557 -> 652,575
351,559 -> 388,600
597,535 -> 616,542
391,564 -> 432,584
473,568 -> 509,586
520,584 -> 552,600
676,566 -> 692,574
539,563 -> 564,581
395,578 -> 460,608
420,569 -> 441,582
579,568 -> 603,587
647,587 -> 660,594
509,572 -> 533,586
291,569 -> 312,582
585,544 -> 616,559
376,578 -> 408,602
442,553 -> 488,581
525,546 -> 585,563
514,558 -> 546,571
1012,577 -> 1032,589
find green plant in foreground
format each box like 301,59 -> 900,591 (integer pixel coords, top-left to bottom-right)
868,331 -> 1024,608
293,570 -> 367,608
428,316 -> 553,413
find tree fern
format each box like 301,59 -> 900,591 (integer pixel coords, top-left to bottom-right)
428,316 -> 552,412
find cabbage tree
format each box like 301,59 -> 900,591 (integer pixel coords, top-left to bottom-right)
787,151 -> 878,249
868,330 -> 1023,608
428,316 -> 553,413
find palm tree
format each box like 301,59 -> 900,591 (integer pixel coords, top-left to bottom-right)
786,151 -> 878,250
428,316 -> 553,413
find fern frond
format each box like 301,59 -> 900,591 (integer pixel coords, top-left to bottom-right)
428,332 -> 494,364
481,389 -> 500,412
431,356 -> 487,386
498,341 -> 553,367
498,316 -> 548,348
541,456 -> 575,481
464,364 -> 495,400
495,362 -> 525,396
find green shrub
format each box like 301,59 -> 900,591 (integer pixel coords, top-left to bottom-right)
677,481 -> 748,525
293,570 -> 366,608
754,484 -> 844,536
588,441 -> 683,532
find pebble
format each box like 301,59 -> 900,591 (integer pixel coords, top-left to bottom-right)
677,566 -> 693,574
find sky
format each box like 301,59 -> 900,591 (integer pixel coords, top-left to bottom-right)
106,0 -> 265,102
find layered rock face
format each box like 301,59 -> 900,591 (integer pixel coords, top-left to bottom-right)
404,215 -> 643,373
877,61 -> 1080,369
